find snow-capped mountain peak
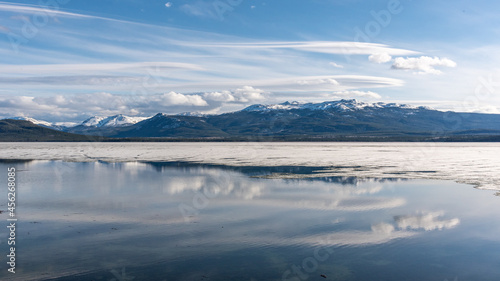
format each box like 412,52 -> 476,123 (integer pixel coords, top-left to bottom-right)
81,116 -> 106,127
7,117 -> 78,129
9,116 -> 54,127
81,115 -> 149,127
99,114 -> 149,127
241,99 -> 430,112
242,101 -> 306,112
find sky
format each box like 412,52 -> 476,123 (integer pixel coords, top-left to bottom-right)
1,0 -> 500,123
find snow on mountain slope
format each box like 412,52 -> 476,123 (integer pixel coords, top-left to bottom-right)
81,115 -> 149,127
81,116 -> 106,127
99,115 -> 149,127
6,99 -> 436,132
9,117 -> 55,128
241,99 -> 430,112
7,117 -> 78,130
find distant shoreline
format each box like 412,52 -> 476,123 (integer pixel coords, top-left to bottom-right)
2,135 -> 500,142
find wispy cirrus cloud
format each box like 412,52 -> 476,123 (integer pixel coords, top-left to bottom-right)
0,73 -> 403,96
0,9 -> 409,96
0,0 -> 469,121
195,41 -> 419,56
241,75 -> 403,92
0,1 -> 126,21
0,62 -> 203,76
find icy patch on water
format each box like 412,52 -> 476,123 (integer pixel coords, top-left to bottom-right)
1,142 -> 500,191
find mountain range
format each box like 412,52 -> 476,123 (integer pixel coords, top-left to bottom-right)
3,99 -> 500,141
0,119 -> 105,142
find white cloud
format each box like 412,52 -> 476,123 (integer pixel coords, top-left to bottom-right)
203,86 -> 266,103
331,90 -> 382,99
0,85 -> 387,122
369,53 -> 392,64
159,92 -> 208,106
165,2 -> 172,8
0,92 -> 211,122
394,212 -> 460,231
204,91 -> 236,102
392,56 -> 457,75
329,62 -> 344,68
233,86 -> 266,102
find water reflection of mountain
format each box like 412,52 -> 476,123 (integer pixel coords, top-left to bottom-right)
143,161 -> 326,175
142,161 -> 407,186
140,161 -> 409,211
0,159 -> 34,164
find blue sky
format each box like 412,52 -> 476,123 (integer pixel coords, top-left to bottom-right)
1,0 -> 500,122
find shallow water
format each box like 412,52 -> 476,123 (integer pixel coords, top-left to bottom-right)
0,160 -> 499,280
2,142 -> 500,190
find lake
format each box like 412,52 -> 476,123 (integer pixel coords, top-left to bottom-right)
0,143 -> 499,280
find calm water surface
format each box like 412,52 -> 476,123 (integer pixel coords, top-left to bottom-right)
0,160 -> 499,281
